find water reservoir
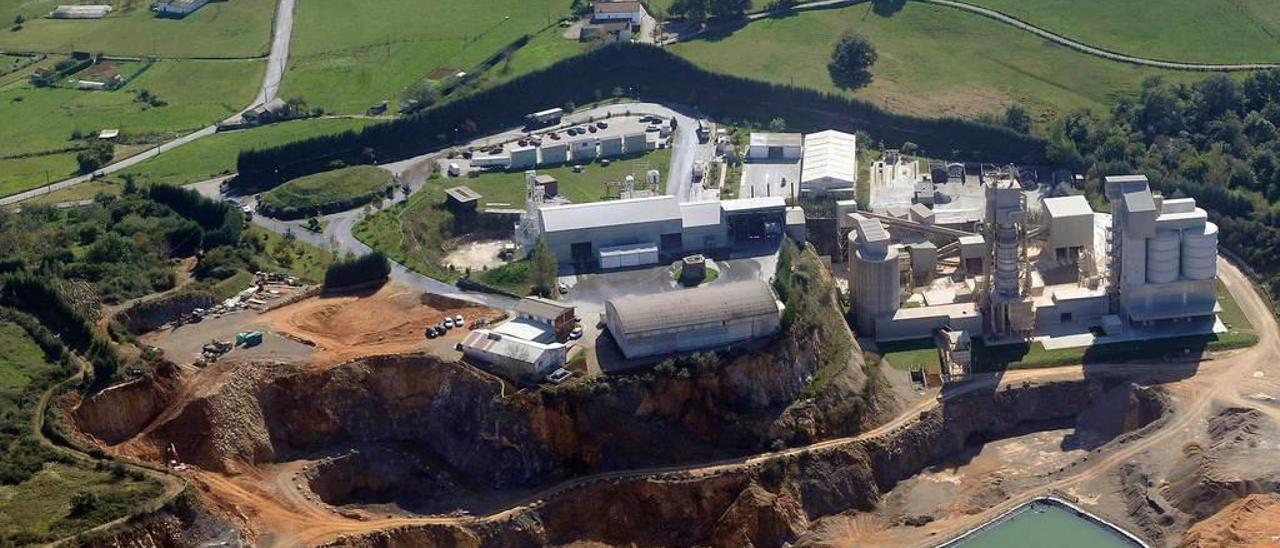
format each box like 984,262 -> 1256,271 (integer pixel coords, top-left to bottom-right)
949,498 -> 1142,548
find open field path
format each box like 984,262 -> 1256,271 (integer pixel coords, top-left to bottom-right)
179,255 -> 1277,546
0,0 -> 297,207
671,0 -> 1280,71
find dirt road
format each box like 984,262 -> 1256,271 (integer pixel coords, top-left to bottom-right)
171,258 -> 1278,547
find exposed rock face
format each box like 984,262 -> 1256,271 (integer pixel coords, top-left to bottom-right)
1164,406 -> 1280,521
117,290 -> 215,334
73,361 -> 183,445
78,497 -> 242,548
76,334 -> 889,489
330,378 -> 1169,547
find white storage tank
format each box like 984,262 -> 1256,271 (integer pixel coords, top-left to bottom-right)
1180,221 -> 1218,281
1146,230 -> 1181,284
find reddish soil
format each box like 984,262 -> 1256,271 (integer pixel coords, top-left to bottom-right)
258,285 -> 502,366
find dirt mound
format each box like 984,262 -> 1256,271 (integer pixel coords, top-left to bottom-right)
1179,493 -> 1280,547
1163,405 -> 1280,521
260,285 -> 501,365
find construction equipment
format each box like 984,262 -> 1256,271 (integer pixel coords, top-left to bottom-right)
236,331 -> 264,347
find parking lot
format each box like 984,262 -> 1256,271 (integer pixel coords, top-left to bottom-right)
740,160 -> 801,200
442,114 -> 672,176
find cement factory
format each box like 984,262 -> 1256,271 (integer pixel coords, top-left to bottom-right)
847,171 -> 1222,383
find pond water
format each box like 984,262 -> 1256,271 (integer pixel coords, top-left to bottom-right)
955,500 -> 1140,548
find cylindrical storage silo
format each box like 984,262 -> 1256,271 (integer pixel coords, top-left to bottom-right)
849,242 -> 901,337
1146,230 -> 1181,284
1181,222 -> 1218,281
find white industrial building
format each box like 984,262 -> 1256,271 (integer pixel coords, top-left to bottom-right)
592,0 -> 646,25
523,195 -> 786,271
800,130 -> 857,194
605,280 -> 783,359
1043,195 -> 1094,264
1105,175 -> 1218,326
747,133 -> 803,160
49,4 -> 112,18
460,330 -> 567,383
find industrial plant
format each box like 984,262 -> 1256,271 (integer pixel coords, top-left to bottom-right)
846,170 -> 1223,383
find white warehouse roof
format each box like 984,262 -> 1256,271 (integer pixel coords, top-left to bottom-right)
461,330 -> 564,363
749,133 -> 803,148
801,130 -> 858,185
608,280 -> 781,338
1043,195 -> 1093,219
680,200 -> 723,228
538,195 -> 680,233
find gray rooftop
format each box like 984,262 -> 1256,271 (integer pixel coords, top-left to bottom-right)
1123,189 -> 1156,214
680,200 -> 723,228
445,186 -> 480,203
515,296 -> 574,320
721,196 -> 786,213
538,195 -> 680,233
608,280 -> 780,337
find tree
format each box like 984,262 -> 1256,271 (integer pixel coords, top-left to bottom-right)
1002,104 -> 1032,134
528,238 -> 558,297
768,117 -> 787,132
827,31 -> 877,90
69,492 -> 100,517
75,140 -> 114,174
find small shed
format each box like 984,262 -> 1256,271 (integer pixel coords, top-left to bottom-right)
534,174 -> 559,198
444,186 -> 481,212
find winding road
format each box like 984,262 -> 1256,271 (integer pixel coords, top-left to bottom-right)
179,257 -> 1280,548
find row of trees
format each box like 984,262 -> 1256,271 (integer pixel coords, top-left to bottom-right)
323,251 -> 391,290
1046,70 -> 1280,297
666,0 -> 752,20
236,44 -> 1044,187
0,275 -> 119,391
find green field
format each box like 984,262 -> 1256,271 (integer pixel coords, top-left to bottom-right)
281,0 -> 574,113
967,0 -> 1280,64
0,319 -> 163,544
117,117 -> 376,186
0,0 -> 273,58
0,59 -> 263,196
672,2 -> 1199,121
259,165 -> 395,214
354,147 -> 670,286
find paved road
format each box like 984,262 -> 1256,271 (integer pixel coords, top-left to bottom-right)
0,0 -> 297,207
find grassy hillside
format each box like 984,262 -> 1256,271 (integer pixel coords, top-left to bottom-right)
672,2 -> 1199,121
117,117 -> 376,186
0,319 -> 162,544
967,0 -> 1280,63
0,0 -> 273,58
281,0 -> 574,113
259,165 -> 395,215
0,59 -> 263,196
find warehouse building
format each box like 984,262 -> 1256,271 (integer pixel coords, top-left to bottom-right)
800,130 -> 857,194
513,297 -> 576,340
460,330 -> 567,384
605,280 -> 783,359
527,195 -> 787,270
155,0 -> 211,17
747,133 -> 803,161
49,4 -> 112,18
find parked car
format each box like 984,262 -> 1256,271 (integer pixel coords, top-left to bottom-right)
443,318 -> 454,329
425,327 -> 439,339
453,314 -> 464,326
558,281 -> 570,294
569,326 -> 583,340
596,121 -> 608,129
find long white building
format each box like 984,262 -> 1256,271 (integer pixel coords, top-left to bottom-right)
605,280 -> 783,359
800,130 -> 857,194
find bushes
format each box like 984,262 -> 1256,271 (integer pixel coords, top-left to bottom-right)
235,44 -> 1044,188
255,166 -> 396,220
147,184 -> 243,248
323,252 -> 391,290
0,276 -> 120,390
